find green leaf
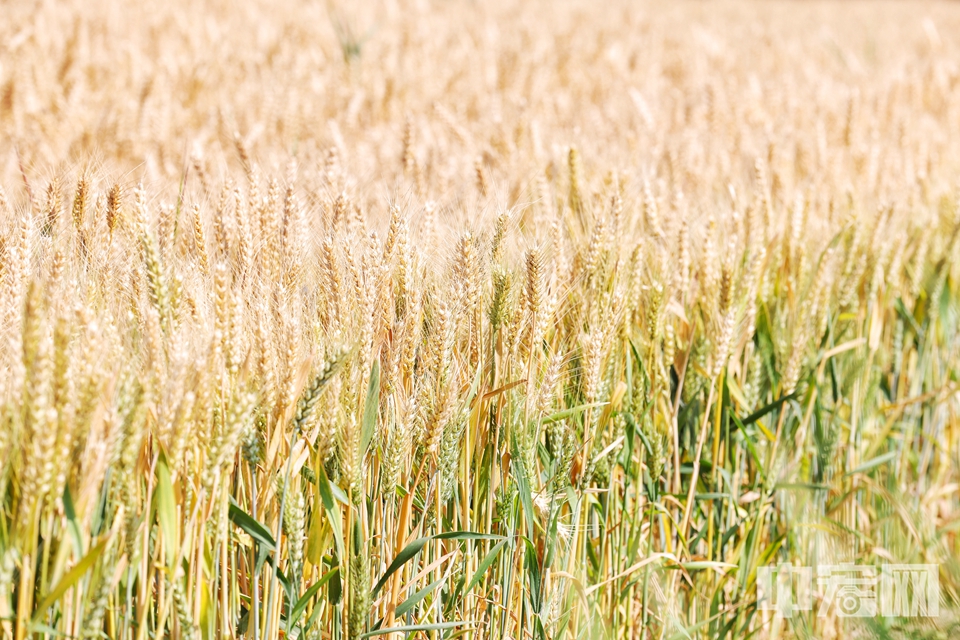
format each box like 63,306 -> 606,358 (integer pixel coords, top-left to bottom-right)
729,413 -> 765,480
465,539 -> 508,593
372,532 -> 503,597
895,297 -> 923,338
28,622 -> 73,637
360,621 -> 474,638
228,498 -> 277,552
361,361 -> 380,456
32,539 -> 107,621
694,493 -> 731,501
288,568 -> 339,630
62,485 -> 84,557
394,577 -> 443,619
774,482 -> 831,491
90,468 -> 113,539
625,413 -> 653,457
522,536 -> 542,613
316,463 -> 345,560
307,568 -> 335,627
511,441 -> 537,537
540,402 -> 607,425
156,454 -> 178,567
681,561 -> 737,571
844,451 -> 897,476
276,566 -> 295,604
433,531 -> 503,542
741,392 -> 798,427
372,537 -> 431,597
329,565 -> 343,605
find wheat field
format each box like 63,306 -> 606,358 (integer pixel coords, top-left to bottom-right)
1,1 -> 960,638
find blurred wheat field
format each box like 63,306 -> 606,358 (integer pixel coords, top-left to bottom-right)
2,0 -> 960,638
